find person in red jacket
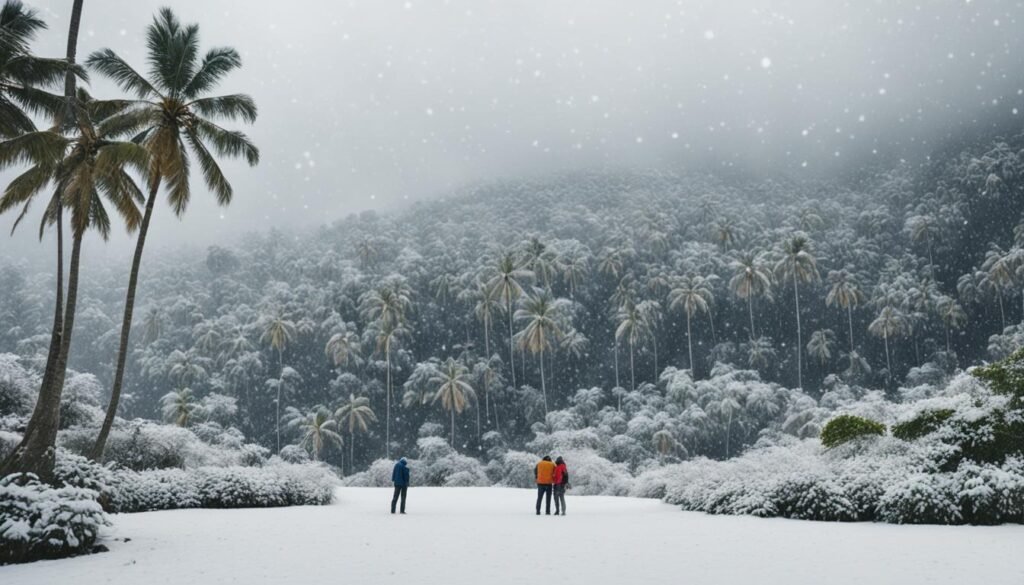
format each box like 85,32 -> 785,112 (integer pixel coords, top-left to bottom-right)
552,456 -> 570,516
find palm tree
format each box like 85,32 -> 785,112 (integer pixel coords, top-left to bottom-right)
430,358 -> 476,447
335,393 -> 376,474
806,329 -> 836,366
729,251 -> 772,339
285,405 -> 342,462
713,217 -> 739,250
160,387 -> 199,427
561,251 -> 589,299
89,8 -> 259,462
906,214 -> 939,282
936,296 -> 967,355
485,251 -> 532,388
325,326 -> 361,370
0,1 -> 79,137
869,305 -> 909,386
473,282 -> 500,357
374,320 -> 407,458
142,307 -> 162,345
0,93 -> 146,480
774,235 -> 820,390
667,274 -> 714,375
359,281 -> 412,329
261,309 -> 296,453
982,246 -> 1014,330
615,299 -> 652,392
515,291 -> 565,415
825,269 -> 866,355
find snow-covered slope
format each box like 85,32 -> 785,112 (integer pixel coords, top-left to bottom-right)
3,487 -> 1022,585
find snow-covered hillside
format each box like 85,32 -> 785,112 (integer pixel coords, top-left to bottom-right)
3,487 -> 1022,585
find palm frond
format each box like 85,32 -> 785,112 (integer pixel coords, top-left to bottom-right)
185,128 -> 231,205
189,93 -> 256,124
194,119 -> 259,165
183,47 -> 242,99
86,48 -> 160,99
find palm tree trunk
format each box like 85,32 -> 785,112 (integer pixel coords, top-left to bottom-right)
725,408 -> 733,459
652,335 -> 659,380
1,234 -> 84,481
793,274 -> 803,390
686,312 -> 694,375
883,333 -> 891,386
349,430 -> 355,475
483,316 -> 490,357
629,340 -> 635,392
846,304 -> 855,354
450,406 -> 456,448
507,299 -> 516,388
708,310 -> 718,345
276,349 -> 282,453
540,345 -> 548,415
36,206 -> 64,433
613,339 -> 620,388
747,295 -> 756,339
91,181 -> 159,461
998,291 -> 1006,331
385,345 -> 391,459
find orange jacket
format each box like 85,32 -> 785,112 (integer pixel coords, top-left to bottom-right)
535,459 -> 556,484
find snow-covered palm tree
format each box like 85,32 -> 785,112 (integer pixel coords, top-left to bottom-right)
775,235 -> 820,389
729,250 -> 772,339
869,305 -> 910,385
430,358 -> 476,447
334,393 -> 376,473
515,291 -> 565,414
826,269 -> 866,355
485,251 -> 532,388
668,274 -> 714,374
285,405 -> 342,462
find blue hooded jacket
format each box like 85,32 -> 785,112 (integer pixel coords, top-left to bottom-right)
392,458 -> 410,486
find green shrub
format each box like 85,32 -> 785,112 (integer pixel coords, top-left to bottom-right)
820,415 -> 886,448
972,347 -> 1024,405
893,409 -> 955,441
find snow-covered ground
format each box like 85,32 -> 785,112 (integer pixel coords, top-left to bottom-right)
3,487 -> 1023,585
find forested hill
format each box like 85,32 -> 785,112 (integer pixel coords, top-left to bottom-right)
3,126 -> 1024,468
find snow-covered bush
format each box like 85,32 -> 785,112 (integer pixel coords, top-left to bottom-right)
488,450 -> 540,488
343,458 -> 398,487
51,451 -> 336,512
0,473 -> 109,565
877,473 -> 962,524
558,449 -> 631,496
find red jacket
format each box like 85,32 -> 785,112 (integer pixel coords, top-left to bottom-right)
553,462 -> 568,486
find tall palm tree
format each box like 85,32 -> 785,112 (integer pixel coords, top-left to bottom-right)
261,309 -> 296,453
335,393 -> 376,474
0,93 -> 146,480
615,299 -> 652,392
906,214 -> 939,282
515,291 -> 565,415
652,429 -> 676,461
473,282 -> 500,357
284,405 -> 342,462
774,235 -> 820,390
667,274 -> 714,375
359,281 -> 412,329
729,251 -> 772,339
825,269 -> 865,355
89,8 -> 259,462
869,305 -> 909,386
374,319 -> 407,458
430,358 -> 476,447
485,251 -> 532,388
561,251 -> 589,299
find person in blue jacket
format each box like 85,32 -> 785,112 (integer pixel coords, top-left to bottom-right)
391,457 -> 410,514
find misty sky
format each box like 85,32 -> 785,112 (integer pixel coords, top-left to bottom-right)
2,0 -> 1023,260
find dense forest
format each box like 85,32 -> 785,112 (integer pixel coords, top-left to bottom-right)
4,123 -> 1024,474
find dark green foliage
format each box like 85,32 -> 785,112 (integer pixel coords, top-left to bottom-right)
893,409 -> 955,441
820,415 -> 886,448
972,347 -> 1024,406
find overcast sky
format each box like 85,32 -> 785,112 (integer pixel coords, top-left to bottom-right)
1,0 -> 1023,262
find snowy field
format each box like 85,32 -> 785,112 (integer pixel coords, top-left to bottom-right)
3,487 -> 1023,585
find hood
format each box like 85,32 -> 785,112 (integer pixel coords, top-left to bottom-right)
398,458 -> 407,466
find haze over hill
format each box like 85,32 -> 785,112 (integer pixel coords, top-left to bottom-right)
2,0 -> 1023,261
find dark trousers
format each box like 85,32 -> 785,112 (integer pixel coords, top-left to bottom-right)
554,484 -> 567,514
391,485 -> 407,513
536,484 -> 553,514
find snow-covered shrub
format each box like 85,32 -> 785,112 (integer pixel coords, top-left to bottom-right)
892,409 -> 954,441
558,449 -> 631,496
877,473 -> 962,524
0,353 -> 37,418
953,461 -> 1024,525
278,444 -> 310,464
343,458 -> 398,487
414,437 -> 489,486
487,450 -> 538,488
0,429 -> 19,461
771,473 -> 856,521
820,414 -> 886,448
0,473 -> 109,565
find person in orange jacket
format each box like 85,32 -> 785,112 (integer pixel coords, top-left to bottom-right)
534,455 -> 556,515
552,456 -> 570,516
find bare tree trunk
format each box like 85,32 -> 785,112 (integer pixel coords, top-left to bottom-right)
507,299 -> 516,388
276,349 -> 282,454
450,406 -> 455,448
629,340 -> 635,392
747,296 -> 756,339
385,345 -> 391,459
540,345 -> 548,415
883,333 -> 892,387
91,181 -> 160,461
